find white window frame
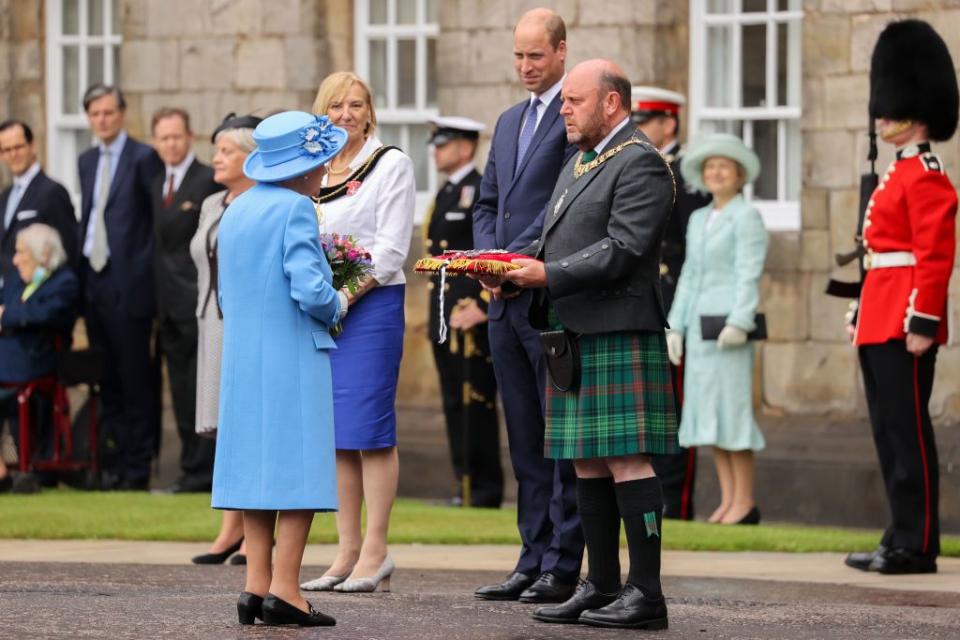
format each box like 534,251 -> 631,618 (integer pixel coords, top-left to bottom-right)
45,0 -> 122,208
355,0 -> 439,223
689,0 -> 802,231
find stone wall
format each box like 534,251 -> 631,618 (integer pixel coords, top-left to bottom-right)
788,1 -> 960,424
0,0 -> 46,184
118,0 -> 351,159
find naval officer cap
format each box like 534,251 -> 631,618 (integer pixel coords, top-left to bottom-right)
630,86 -> 686,123
427,116 -> 485,146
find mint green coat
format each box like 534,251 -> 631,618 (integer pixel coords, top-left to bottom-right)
667,195 -> 768,451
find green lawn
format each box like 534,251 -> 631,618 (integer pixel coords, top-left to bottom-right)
1,490 -> 958,555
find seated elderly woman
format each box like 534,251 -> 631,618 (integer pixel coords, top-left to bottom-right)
0,223 -> 79,493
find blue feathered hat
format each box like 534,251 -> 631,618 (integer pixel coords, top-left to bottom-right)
243,111 -> 348,182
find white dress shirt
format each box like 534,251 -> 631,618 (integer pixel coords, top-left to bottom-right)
446,162 -> 476,187
592,116 -> 632,155
83,130 -> 128,258
164,151 -> 196,194
320,135 -> 416,287
3,162 -> 40,230
518,75 -> 566,137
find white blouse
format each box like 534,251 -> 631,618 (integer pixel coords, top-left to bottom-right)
319,135 -> 416,287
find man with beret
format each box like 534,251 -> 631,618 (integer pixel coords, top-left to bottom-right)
845,19 -> 958,575
631,86 -> 710,522
483,59 -> 678,629
424,116 -> 503,509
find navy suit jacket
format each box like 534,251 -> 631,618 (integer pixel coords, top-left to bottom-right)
0,267 -> 79,383
78,136 -> 163,318
473,96 -> 576,319
0,171 -> 78,297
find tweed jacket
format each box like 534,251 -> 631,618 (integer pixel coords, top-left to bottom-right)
533,123 -> 675,335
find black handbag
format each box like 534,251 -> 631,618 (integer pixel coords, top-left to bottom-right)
539,330 -> 581,392
699,314 -> 767,341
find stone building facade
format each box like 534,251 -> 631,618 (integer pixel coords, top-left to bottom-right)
1,0 -> 959,425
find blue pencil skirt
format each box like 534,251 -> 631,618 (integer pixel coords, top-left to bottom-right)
330,284 -> 405,450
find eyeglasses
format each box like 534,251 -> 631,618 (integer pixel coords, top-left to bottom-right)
0,143 -> 29,154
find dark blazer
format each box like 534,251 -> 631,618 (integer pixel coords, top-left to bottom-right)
150,159 -> 219,321
536,124 -> 675,335
0,170 -> 78,294
473,96 -> 577,320
0,267 -> 79,383
427,168 -> 485,342
78,136 -> 163,318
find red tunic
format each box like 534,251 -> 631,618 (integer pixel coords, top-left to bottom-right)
854,147 -> 957,346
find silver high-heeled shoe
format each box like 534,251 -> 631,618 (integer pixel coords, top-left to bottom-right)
333,556 -> 394,593
300,572 -> 350,591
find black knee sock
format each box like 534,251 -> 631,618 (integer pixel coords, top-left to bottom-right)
614,477 -> 664,598
576,477 -> 622,593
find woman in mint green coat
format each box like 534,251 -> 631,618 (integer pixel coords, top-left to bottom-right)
666,133 -> 769,526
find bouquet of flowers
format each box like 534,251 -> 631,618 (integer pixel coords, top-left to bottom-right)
319,232 -> 374,336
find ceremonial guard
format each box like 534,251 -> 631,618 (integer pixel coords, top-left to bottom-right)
845,19 -> 958,575
630,87 -> 710,520
424,117 -> 503,508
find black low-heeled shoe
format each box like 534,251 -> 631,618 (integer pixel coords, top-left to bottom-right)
192,537 -> 244,565
229,553 -> 247,565
262,593 -> 336,627
732,507 -> 760,525
237,591 -> 264,625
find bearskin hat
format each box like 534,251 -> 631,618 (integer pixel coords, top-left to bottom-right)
869,19 -> 959,141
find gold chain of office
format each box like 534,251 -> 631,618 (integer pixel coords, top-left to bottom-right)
572,137 -> 677,203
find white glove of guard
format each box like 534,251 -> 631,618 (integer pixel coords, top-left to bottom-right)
717,325 -> 748,349
666,331 -> 684,366
336,290 -> 350,322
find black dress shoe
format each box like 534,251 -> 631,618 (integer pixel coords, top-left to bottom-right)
533,580 -> 620,624
229,553 -> 247,565
519,572 -> 579,603
11,473 -> 41,495
261,593 -> 335,627
192,537 -> 244,565
845,545 -> 886,572
0,474 -> 12,493
579,583 -> 668,630
733,506 -> 760,525
116,477 -> 149,491
474,572 -> 536,601
871,547 -> 937,575
237,591 -> 263,625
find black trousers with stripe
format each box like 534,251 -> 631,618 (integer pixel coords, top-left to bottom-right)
651,362 -> 696,520
859,341 -> 940,556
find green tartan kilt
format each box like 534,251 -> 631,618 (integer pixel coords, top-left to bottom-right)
545,330 -> 679,460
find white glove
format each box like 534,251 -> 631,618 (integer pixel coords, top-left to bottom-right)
666,331 -> 684,366
336,290 -> 350,322
717,325 -> 748,349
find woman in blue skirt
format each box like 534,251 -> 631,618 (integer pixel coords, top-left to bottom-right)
213,111 -> 348,626
300,72 -> 416,594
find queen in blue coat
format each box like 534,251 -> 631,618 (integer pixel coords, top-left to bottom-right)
212,111 -> 348,627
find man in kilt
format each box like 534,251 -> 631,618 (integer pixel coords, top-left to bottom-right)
480,59 -> 678,629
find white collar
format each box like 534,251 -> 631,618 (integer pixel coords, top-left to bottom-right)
532,74 -> 565,108
350,135 -> 383,170
13,162 -> 41,190
593,117 -> 632,155
165,151 -> 195,178
661,140 -> 679,156
99,130 -> 128,157
447,163 -> 476,186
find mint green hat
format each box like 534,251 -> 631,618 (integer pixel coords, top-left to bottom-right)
680,132 -> 761,193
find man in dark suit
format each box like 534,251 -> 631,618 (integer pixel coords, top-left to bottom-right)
150,107 -> 220,493
0,119 -> 78,298
630,87 -> 711,521
472,8 -> 582,604
495,60 -> 678,629
425,116 -> 503,509
78,84 -> 163,491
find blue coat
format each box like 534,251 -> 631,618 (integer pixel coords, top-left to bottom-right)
211,183 -> 342,511
667,195 -> 768,451
0,267 -> 79,383
473,96 -> 576,320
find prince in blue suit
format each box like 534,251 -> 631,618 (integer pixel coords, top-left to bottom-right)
472,9 -> 583,603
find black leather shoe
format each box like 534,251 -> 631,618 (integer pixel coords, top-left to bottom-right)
733,506 -> 760,525
474,572 -> 536,601
0,474 -> 12,493
845,545 -> 886,572
192,537 -> 244,565
229,553 -> 247,565
261,593 -> 335,627
579,583 -> 668,630
116,477 -> 150,491
533,580 -> 619,624
11,473 -> 41,495
871,547 -> 937,575
519,572 -> 578,603
237,591 -> 263,625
